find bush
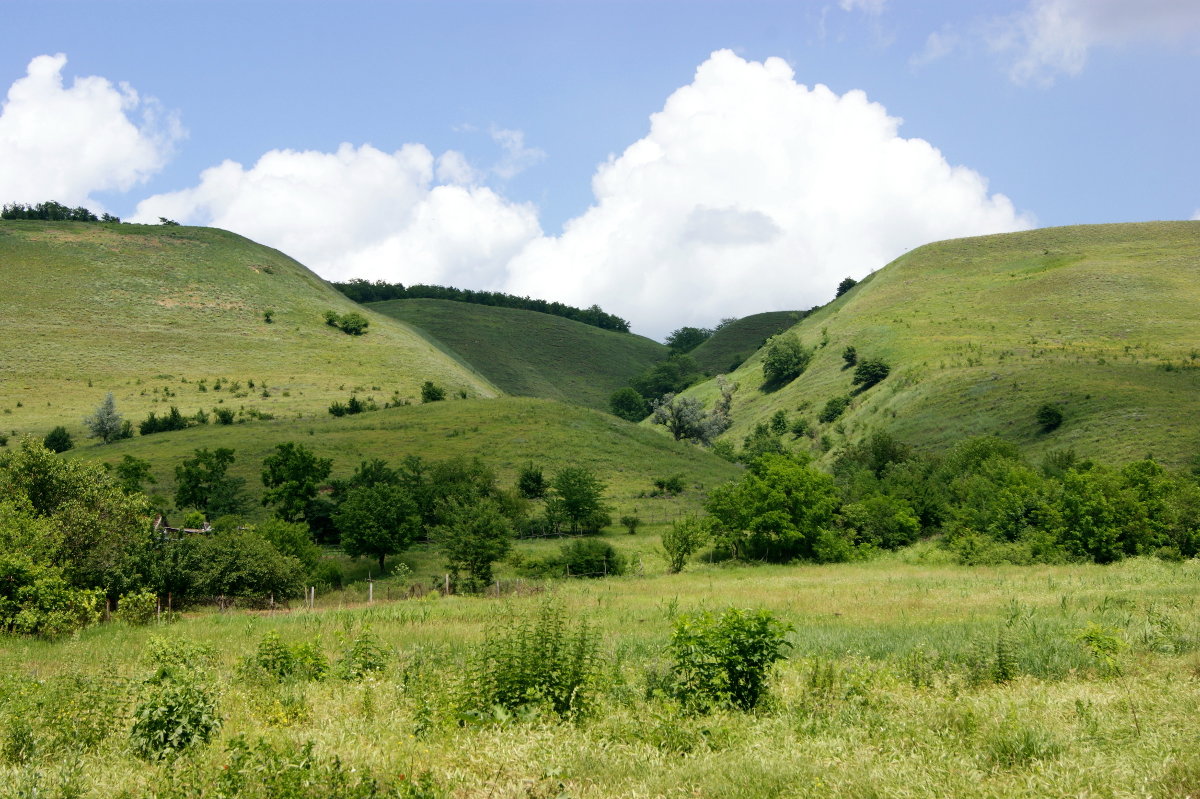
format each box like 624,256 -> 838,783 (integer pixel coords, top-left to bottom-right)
337,312 -> 369,335
661,515 -> 709,573
1036,403 -> 1064,432
0,554 -> 101,638
214,407 -> 235,425
516,462 -> 546,499
421,381 -> 445,403
842,345 -> 857,367
42,426 -> 73,453
669,608 -> 792,712
652,474 -> 685,496
465,602 -> 599,719
818,395 -> 851,423
761,335 -> 813,386
130,673 -> 221,760
560,538 -> 625,578
619,513 -> 641,535
852,358 -> 891,390
117,589 -> 159,626
609,387 -> 649,422
243,631 -> 329,682
335,628 -> 389,680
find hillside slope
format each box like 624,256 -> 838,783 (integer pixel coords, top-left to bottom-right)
369,298 -> 669,410
689,310 -> 804,374
681,221 -> 1200,467
0,222 -> 497,439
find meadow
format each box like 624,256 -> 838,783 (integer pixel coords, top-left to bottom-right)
2,555 -> 1198,798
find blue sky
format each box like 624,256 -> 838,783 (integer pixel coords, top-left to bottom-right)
2,1 -> 1197,337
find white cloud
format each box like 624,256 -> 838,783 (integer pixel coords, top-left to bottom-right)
911,29 -> 961,67
0,54 -> 182,208
1192,209 -> 1200,221
133,142 -> 542,286
994,0 -> 1200,85
502,50 -> 1031,338
839,0 -> 886,15
489,127 -> 546,180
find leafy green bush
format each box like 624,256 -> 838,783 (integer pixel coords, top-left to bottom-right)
761,335 -> 813,386
129,666 -> 221,760
335,628 -> 389,680
852,357 -> 890,390
652,474 -> 685,496
0,553 -> 101,638
465,602 -> 599,719
117,589 -> 158,626
560,538 -> 625,577
42,426 -> 73,453
619,513 -> 641,535
660,515 -> 709,573
841,345 -> 857,367
609,386 -> 649,422
242,631 -> 329,682
1036,403 -> 1064,432
818,395 -> 851,423
516,462 -> 547,499
669,608 -> 792,712
421,381 -> 445,403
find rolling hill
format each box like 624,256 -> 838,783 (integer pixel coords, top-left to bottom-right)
368,298 -> 669,410
689,310 -> 804,375
680,221 -> 1200,467
0,222 -> 498,441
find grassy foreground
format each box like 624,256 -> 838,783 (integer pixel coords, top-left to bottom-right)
2,556 -> 1199,798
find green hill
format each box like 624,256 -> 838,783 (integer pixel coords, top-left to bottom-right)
368,298 -> 669,410
681,221 -> 1200,467
689,311 -> 804,374
73,397 -> 742,524
0,222 -> 498,442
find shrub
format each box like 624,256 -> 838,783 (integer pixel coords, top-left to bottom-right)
335,628 -> 389,680
652,474 -> 685,496
517,462 -> 547,499
609,386 -> 649,422
842,345 -> 858,367
465,602 -> 599,719
1036,403 -> 1064,432
0,554 -> 101,638
117,589 -> 159,626
263,309 -> 274,324
852,358 -> 891,390
337,312 -> 369,335
42,426 -> 73,453
619,513 -> 641,535
761,335 -> 813,386
818,395 -> 851,423
129,647 -> 221,761
661,515 -> 709,573
769,410 -> 789,435
560,538 -> 625,577
669,608 -> 792,712
421,381 -> 445,403
243,631 -> 329,682
214,407 -> 235,425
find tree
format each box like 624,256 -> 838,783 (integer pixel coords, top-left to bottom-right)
852,358 -> 891,391
818,395 -> 851,423
113,454 -> 155,494
174,448 -> 248,518
84,393 -> 125,444
661,515 -> 709,573
665,326 -> 713,353
761,335 -> 813,386
421,381 -> 445,403
43,426 -> 73,453
651,393 -> 708,442
842,345 -> 858,368
433,499 -> 513,591
517,462 -> 547,499
836,277 -> 858,297
338,312 -> 369,335
261,442 -> 333,525
334,483 -> 421,572
549,467 -> 609,534
609,387 -> 649,422
1036,403 -> 1064,432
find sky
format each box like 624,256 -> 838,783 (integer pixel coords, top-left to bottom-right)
2,0 -> 1198,339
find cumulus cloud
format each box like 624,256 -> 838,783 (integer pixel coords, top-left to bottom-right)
0,54 -> 181,208
501,50 -> 1031,338
992,0 -> 1200,85
1192,209 -> 1200,221
132,142 -> 542,286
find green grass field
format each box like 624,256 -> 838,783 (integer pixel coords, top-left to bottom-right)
682,222 -> 1200,468
0,222 -> 497,443
689,310 -> 804,375
368,299 -> 669,411
69,396 -> 741,526
3,556 -> 1198,798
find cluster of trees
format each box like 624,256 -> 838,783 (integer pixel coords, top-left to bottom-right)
701,435 -> 1200,566
323,310 -> 369,335
331,279 -> 631,333
1,201 -> 119,222
609,352 -> 706,422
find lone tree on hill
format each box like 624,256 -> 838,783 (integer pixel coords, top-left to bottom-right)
761,335 -> 813,386
335,482 -> 421,572
84,393 -> 125,444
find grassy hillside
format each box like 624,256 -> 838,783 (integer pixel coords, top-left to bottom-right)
689,310 -> 803,375
73,396 -> 742,525
368,298 -> 669,410
682,221 -> 1200,467
0,222 -> 497,442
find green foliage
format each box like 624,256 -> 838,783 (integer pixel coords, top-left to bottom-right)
175,447 -> 248,517
139,405 -> 194,435
191,529 -> 305,603
630,352 -> 703,402
769,410 -> 789,436
835,277 -> 858,297
851,357 -> 891,390
1075,623 -> 1127,677
433,498 -> 513,591
260,442 -> 333,525
334,483 -> 421,572
243,631 -> 329,682
335,628 -> 389,680
652,474 -> 685,496
665,326 -> 713,353
42,425 -> 73,453
516,462 -> 547,499
559,538 -> 626,578
1037,403 -> 1064,432
465,602 -> 599,719
2,200 -> 111,221
130,669 -> 221,760
839,494 -> 920,549
117,589 -> 159,626
688,311 -> 802,375
841,345 -> 857,367
705,453 -> 844,562
660,515 -> 709,573
668,608 -> 792,712
322,310 -> 369,336
548,466 -> 610,534
818,394 -> 851,423
420,381 -> 445,403
83,392 -> 127,444
0,552 -> 101,638
609,386 -> 650,422
619,513 -> 641,534
256,518 -> 321,575
114,454 -> 155,494
739,422 -> 785,464
761,334 -> 813,386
